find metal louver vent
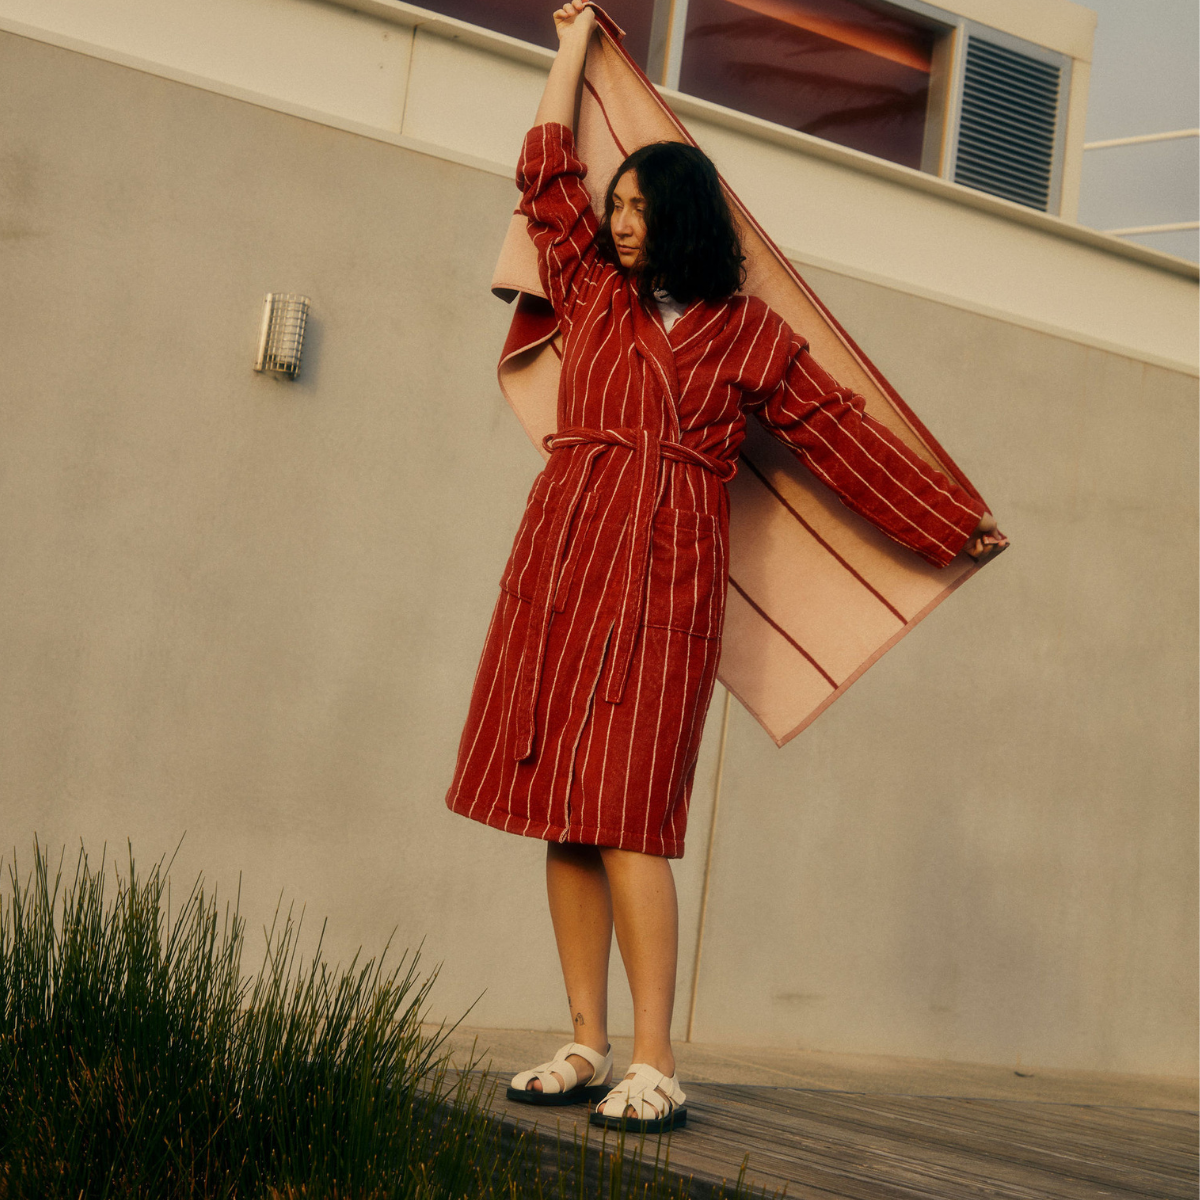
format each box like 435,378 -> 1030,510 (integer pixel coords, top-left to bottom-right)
955,37 -> 1061,211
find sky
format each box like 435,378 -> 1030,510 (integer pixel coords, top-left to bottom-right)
1075,0 -> 1199,262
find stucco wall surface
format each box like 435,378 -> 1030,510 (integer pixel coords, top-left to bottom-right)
693,267 -> 1198,1075
1,30 -> 1196,1077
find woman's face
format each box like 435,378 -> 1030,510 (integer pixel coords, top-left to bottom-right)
610,169 -> 647,269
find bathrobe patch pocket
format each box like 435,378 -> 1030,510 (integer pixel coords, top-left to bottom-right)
644,508 -> 723,639
501,473 -> 560,601
552,492 -> 600,612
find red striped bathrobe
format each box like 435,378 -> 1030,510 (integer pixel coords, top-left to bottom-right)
445,123 -> 985,858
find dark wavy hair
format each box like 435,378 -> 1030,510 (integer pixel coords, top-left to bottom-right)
595,142 -> 745,305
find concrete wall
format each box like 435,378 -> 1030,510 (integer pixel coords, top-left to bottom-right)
1,25 -> 1196,1077
696,273 -> 1198,1074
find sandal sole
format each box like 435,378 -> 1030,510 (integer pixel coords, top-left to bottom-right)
506,1082 -> 613,1107
589,1104 -> 687,1133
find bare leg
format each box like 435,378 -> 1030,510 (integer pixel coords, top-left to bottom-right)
528,842 -> 614,1091
600,847 -> 678,1082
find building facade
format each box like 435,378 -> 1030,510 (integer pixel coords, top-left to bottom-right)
0,0 -> 1196,1077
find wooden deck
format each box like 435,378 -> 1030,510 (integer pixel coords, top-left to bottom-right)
486,1081 -> 1199,1199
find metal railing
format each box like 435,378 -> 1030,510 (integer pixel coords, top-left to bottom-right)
1082,129 -> 1198,239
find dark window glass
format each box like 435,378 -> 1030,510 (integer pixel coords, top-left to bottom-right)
418,0 -> 654,72
680,0 -> 935,169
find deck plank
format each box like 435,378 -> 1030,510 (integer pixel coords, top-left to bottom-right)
706,1088 -> 1198,1173
486,1080 -> 1199,1200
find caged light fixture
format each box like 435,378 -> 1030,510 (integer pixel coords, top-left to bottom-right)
254,293 -> 310,378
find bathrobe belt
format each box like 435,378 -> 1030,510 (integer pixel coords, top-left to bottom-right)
512,426 -> 737,761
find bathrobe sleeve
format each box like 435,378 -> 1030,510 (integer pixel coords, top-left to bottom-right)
516,122 -> 608,327
745,315 -> 986,568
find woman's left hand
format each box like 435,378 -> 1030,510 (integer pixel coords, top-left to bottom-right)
965,511 -> 1007,561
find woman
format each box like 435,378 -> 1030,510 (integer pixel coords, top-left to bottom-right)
446,0 -> 1000,1133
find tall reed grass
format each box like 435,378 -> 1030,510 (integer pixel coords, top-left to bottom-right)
0,843 -> 765,1200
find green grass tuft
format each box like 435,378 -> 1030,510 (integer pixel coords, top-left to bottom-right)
0,840 -> 775,1199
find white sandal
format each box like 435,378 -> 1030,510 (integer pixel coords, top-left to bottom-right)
506,1041 -> 613,1106
589,1063 -> 687,1132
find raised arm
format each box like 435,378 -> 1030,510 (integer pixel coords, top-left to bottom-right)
748,324 -> 998,567
535,2 -> 597,130
517,3 -> 608,322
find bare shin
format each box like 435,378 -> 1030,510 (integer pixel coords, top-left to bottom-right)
600,846 -> 678,1078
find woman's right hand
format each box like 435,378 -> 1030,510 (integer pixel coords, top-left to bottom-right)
554,0 -> 597,43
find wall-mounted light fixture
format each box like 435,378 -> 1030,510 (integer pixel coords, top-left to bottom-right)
254,293 -> 310,378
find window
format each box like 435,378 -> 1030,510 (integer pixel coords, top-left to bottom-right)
417,0 -> 655,71
415,0 -> 1072,214
679,0 -> 937,170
